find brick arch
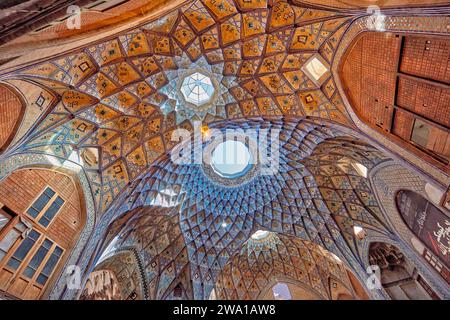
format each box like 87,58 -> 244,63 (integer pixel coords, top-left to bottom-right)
0,83 -> 24,153
339,31 -> 450,175
367,160 -> 450,298
0,167 -> 87,299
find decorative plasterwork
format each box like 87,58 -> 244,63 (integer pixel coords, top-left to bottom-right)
100,118 -> 394,299
0,0 -> 358,217
0,1 -> 447,301
243,231 -> 282,257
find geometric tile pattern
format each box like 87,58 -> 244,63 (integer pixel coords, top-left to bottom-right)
101,205 -> 193,300
214,233 -> 353,300
3,2 -> 444,301
7,0 -> 355,214
103,118 -> 392,299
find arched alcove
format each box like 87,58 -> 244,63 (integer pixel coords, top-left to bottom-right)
213,232 -> 365,300
0,83 -> 24,153
340,32 -> 450,173
84,205 -> 193,300
396,190 -> 450,284
80,250 -> 146,300
79,269 -> 121,300
0,168 -> 86,299
369,242 -> 437,299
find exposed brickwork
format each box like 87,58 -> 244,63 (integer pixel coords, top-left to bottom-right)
392,109 -> 414,141
400,36 -> 450,84
341,32 -> 449,167
398,77 -> 450,128
0,84 -> 22,152
1,0 -> 175,47
0,169 -> 83,249
341,32 -> 401,132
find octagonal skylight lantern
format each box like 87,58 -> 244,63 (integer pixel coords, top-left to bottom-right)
180,72 -> 215,106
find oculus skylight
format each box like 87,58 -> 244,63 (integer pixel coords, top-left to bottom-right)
210,140 -> 252,179
180,72 -> 215,106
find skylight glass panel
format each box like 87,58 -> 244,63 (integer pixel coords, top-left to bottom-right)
181,72 -> 215,106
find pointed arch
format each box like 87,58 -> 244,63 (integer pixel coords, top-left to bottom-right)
0,83 -> 25,154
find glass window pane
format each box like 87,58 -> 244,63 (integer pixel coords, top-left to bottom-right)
44,187 -> 55,198
23,266 -> 35,278
36,274 -> 48,286
8,238 -> 34,263
38,197 -> 64,227
7,257 -> 20,270
55,196 -> 64,206
23,240 -> 52,278
29,245 -> 49,268
27,208 -> 39,218
38,217 -> 50,228
32,194 -> 51,213
0,229 -> 20,252
0,211 -> 11,230
54,246 -> 63,256
26,207 -> 39,218
39,202 -> 60,226
40,254 -> 58,277
6,229 -> 40,270
27,187 -> 56,218
29,229 -> 40,240
38,246 -> 62,286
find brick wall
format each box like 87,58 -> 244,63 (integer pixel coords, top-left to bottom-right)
341,32 -> 449,168
400,36 -> 450,84
0,169 -> 84,249
397,77 -> 450,128
341,32 -> 401,132
0,84 -> 22,152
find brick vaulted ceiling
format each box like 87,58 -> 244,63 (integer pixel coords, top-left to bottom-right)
340,32 -> 450,173
0,84 -> 23,151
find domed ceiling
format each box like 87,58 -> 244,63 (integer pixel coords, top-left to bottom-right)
2,0 -> 434,300
96,117 -> 392,299
0,0 -> 357,214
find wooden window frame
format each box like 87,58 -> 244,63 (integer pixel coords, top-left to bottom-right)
0,206 -> 25,256
0,215 -> 65,298
0,206 -> 16,233
25,186 -> 66,229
